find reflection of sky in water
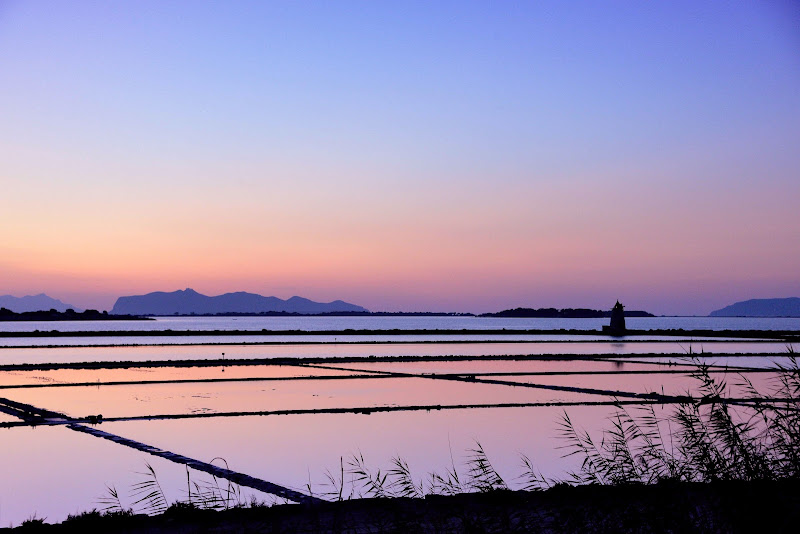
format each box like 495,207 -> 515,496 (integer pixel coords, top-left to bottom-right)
0,334 -> 762,348
99,407 -> 616,508
499,372 -> 780,398
0,341 -> 790,365
0,365 -> 357,387
322,359 -> 671,375
3,376 -> 607,420
0,425 -> 222,528
615,355 -> 796,370
0,343 -> 790,527
0,411 -> 20,424
2,404 -> 628,526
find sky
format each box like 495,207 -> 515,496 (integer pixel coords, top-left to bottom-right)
1,1 -> 799,315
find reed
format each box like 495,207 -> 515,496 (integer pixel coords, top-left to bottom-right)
129,462 -> 169,515
95,459 -> 254,517
186,458 -> 245,511
553,357 -> 800,485
319,441 -> 508,501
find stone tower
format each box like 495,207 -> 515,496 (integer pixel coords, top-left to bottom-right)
604,300 -> 626,335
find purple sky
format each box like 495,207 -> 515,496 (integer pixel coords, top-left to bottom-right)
1,1 -> 798,315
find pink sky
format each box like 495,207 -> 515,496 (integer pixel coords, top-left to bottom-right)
1,2 -> 798,315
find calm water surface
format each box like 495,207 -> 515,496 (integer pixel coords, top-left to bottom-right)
0,406 -> 610,527
0,341 -> 791,365
0,317 -> 796,526
2,316 -> 794,347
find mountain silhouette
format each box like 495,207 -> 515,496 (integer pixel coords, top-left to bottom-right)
0,293 -> 81,313
111,288 -> 368,315
709,297 -> 800,317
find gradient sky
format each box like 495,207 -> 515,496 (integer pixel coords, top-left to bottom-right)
1,1 -> 799,315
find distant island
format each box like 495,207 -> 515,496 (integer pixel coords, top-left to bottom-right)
481,307 -> 654,318
709,297 -> 800,317
111,288 -> 369,316
0,308 -> 148,322
0,293 -> 81,313
110,291 -> 655,318
0,289 -> 660,319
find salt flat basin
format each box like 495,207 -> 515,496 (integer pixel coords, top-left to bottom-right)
0,411 -> 20,424
0,424 -> 264,527
97,405 -> 615,504
0,375 -> 609,420
318,359 -> 683,375
0,341 -> 791,366
0,364 -> 359,388
495,370 -> 782,398
615,354 -> 798,370
321,359 -> 783,398
0,333 -> 775,348
0,359 -> 679,389
1,338 -> 796,528
1,403 -> 626,525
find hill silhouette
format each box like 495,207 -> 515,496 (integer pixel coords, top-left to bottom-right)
0,293 -> 81,313
111,288 -> 368,316
709,297 -> 800,317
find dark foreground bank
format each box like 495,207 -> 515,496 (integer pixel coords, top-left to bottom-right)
7,480 -> 800,533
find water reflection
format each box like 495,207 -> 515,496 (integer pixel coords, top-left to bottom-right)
3,375 -> 607,420
0,365 -> 358,388
319,359 -> 671,375
0,341 -> 790,365
0,334 -> 760,348
0,425 -> 197,528
100,407 -> 613,510
0,340 -> 791,527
